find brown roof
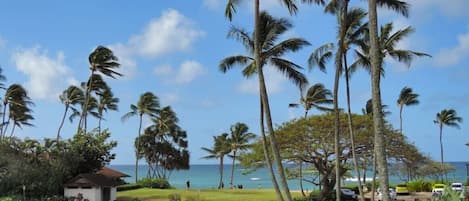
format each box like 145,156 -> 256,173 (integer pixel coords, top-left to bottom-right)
65,174 -> 121,188
96,167 -> 130,178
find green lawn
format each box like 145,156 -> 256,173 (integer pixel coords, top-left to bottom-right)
117,188 -> 303,201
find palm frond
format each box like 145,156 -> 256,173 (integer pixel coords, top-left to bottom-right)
308,43 -> 334,72
377,0 -> 409,17
265,38 -> 310,58
227,26 -> 254,53
219,55 -> 254,73
270,58 -> 308,88
225,0 -> 241,21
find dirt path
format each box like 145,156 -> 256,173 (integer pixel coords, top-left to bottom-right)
365,192 -> 433,201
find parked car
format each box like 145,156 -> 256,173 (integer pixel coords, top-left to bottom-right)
377,188 -> 397,201
432,183 -> 446,197
395,184 -> 409,195
340,188 -> 358,201
451,182 -> 463,192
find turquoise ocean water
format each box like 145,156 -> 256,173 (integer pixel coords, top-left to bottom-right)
110,162 -> 469,190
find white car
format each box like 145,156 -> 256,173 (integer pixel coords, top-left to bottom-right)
451,182 -> 463,192
377,188 -> 397,201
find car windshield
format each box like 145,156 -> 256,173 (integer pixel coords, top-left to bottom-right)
397,184 -> 407,187
452,184 -> 462,187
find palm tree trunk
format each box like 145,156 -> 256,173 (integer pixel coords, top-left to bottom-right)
0,103 -> 7,139
219,156 -> 224,189
399,105 -> 403,133
371,155 -> 377,201
254,0 -> 291,200
344,54 -> 364,200
98,113 -> 102,134
260,97 -> 284,201
299,110 -> 309,197
135,114 -> 143,183
439,123 -> 446,181
3,117 -> 10,137
230,150 -> 237,188
9,123 -> 16,138
79,70 -> 95,132
334,2 -> 349,200
57,105 -> 69,148
368,0 -> 391,200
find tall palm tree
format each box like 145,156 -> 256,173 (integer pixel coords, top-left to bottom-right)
79,46 -> 121,131
220,11 -> 310,201
201,133 -> 231,189
289,83 -> 332,196
121,92 -> 160,183
228,122 -> 256,189
8,103 -> 34,137
57,85 -> 84,143
397,86 -> 419,134
366,0 -> 412,199
96,86 -> 119,133
434,109 -> 462,181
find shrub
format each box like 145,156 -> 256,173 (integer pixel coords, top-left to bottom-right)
407,180 -> 432,192
137,178 -> 171,189
116,183 -> 143,192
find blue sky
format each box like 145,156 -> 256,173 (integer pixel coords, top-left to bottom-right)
0,1 -> 468,165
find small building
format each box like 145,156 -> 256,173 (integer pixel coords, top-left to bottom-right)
64,167 -> 129,201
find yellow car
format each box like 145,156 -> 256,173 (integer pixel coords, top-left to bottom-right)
395,184 -> 409,195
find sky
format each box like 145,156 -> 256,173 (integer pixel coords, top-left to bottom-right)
0,0 -> 468,165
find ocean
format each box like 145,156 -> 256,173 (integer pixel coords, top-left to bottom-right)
110,162 -> 469,190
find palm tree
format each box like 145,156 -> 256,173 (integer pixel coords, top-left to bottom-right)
79,46 -> 121,131
228,122 -> 256,189
289,83 -> 331,196
397,86 -> 419,134
0,68 -> 6,90
96,86 -> 119,133
434,109 -> 462,181
366,0 -> 411,199
57,85 -> 84,143
220,11 -> 310,201
121,92 -> 160,183
201,133 -> 231,189
1,84 -> 33,139
8,103 -> 34,137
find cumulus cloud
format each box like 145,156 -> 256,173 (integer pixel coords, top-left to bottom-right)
154,60 -> 206,85
109,9 -> 205,79
12,47 -> 74,101
435,27 -> 469,67
175,61 -> 205,84
203,0 -> 222,10
238,67 -> 287,95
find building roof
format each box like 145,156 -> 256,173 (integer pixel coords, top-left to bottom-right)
65,174 -> 121,188
96,167 -> 130,178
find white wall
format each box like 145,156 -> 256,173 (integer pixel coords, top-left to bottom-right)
110,187 -> 117,201
64,187 -> 101,201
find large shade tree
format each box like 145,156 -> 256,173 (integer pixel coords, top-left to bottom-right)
220,10 -> 310,201
121,92 -> 160,183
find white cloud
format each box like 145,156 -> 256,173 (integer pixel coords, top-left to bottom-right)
109,9 -> 205,79
161,93 -> 180,105
175,61 -> 206,84
12,47 -> 74,101
409,0 -> 469,18
435,27 -> 469,67
238,67 -> 287,95
154,60 -> 206,85
203,0 -> 221,10
153,64 -> 173,76
129,9 -> 204,58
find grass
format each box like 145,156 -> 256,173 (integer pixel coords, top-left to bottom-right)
117,188 -> 303,201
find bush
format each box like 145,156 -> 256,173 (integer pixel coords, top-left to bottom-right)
407,180 -> 433,192
137,178 -> 171,189
116,183 -> 143,192
168,193 -> 181,201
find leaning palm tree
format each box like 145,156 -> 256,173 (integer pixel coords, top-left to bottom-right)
57,85 -> 84,143
289,83 -> 332,196
220,11 -> 309,201
201,133 -> 231,189
8,104 -> 34,138
79,46 -> 121,131
228,122 -> 256,189
121,92 -> 160,183
1,84 -> 33,139
96,86 -> 119,133
434,109 -> 462,181
397,86 -> 419,134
